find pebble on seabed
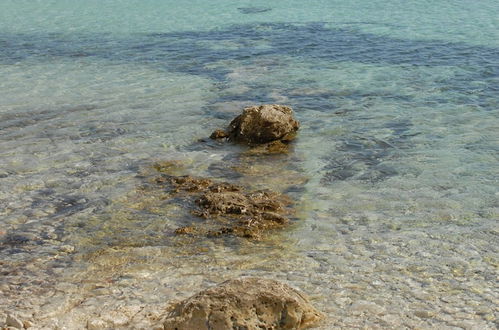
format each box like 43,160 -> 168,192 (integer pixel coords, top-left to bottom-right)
5,314 -> 23,329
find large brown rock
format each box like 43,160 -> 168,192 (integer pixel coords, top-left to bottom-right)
222,104 -> 300,144
163,277 -> 324,330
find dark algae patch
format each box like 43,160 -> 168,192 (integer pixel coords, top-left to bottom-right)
237,7 -> 272,14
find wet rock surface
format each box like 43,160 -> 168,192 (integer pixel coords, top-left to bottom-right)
155,174 -> 293,240
211,104 -> 300,144
209,129 -> 229,140
162,277 -> 324,330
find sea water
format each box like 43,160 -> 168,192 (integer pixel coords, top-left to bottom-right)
1,0 -> 498,328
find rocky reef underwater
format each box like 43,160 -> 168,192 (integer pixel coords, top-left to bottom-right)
156,104 -> 324,329
2,104 -> 327,329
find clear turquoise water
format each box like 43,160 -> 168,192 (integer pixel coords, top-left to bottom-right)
1,1 -> 498,328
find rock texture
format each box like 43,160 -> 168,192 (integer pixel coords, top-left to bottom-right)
154,175 -> 292,240
212,104 -> 300,144
162,277 -> 324,330
209,129 -> 229,139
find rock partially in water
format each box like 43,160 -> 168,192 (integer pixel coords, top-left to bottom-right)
211,104 -> 300,144
160,175 -> 293,240
162,277 -> 324,330
209,129 -> 229,140
169,175 -> 213,193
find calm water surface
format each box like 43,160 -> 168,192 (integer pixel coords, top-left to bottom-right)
1,1 -> 498,328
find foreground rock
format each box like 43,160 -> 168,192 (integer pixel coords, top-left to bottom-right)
154,174 -> 292,240
211,104 -> 300,144
163,277 -> 324,329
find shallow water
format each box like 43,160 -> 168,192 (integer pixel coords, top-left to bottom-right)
1,1 -> 498,328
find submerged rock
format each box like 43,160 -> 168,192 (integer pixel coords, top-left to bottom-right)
237,7 -> 272,14
162,277 -> 324,330
244,140 -> 292,155
5,314 -> 24,329
153,160 -> 186,175
156,174 -> 293,240
211,104 -> 300,144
